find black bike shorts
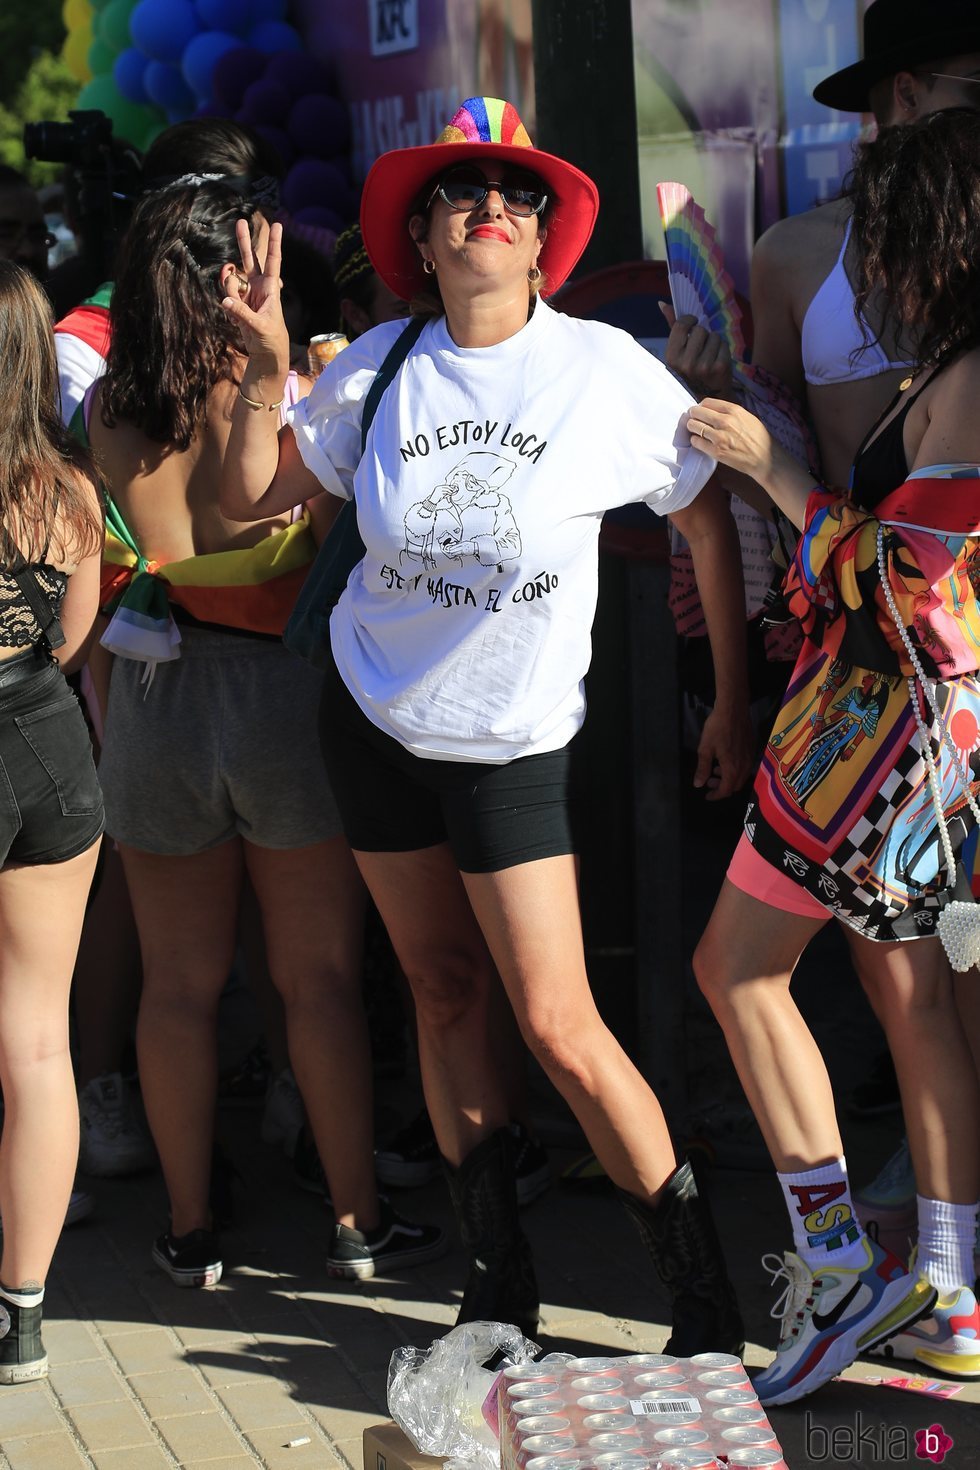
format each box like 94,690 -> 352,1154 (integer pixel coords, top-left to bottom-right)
318,654 -> 580,873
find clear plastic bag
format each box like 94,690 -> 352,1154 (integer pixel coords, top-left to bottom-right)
387,1321 -> 543,1470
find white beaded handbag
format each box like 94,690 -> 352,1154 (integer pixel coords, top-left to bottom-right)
877,526 -> 980,971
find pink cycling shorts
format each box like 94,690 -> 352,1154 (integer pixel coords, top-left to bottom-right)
726,832 -> 828,920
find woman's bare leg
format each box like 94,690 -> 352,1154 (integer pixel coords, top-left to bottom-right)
73,842 -> 142,1085
461,855 -> 678,1199
244,837 -> 374,1228
693,879 -> 836,1171
353,844 -> 509,1166
123,841 -> 243,1238
0,843 -> 100,1285
858,937 -> 980,1205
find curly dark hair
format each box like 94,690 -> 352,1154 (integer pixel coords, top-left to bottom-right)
101,182 -> 261,449
849,109 -> 980,368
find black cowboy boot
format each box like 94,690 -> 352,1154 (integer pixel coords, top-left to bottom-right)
618,1159 -> 744,1356
444,1128 -> 539,1339
0,1284 -> 47,1384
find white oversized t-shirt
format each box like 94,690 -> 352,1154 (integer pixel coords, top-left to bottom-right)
288,300 -> 715,762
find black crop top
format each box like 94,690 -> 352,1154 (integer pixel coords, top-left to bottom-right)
0,505 -> 68,650
0,562 -> 67,648
850,367 -> 943,509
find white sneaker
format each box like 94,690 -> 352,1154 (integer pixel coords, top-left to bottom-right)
872,1283 -> 980,1379
752,1237 -> 937,1406
78,1073 -> 156,1177
260,1068 -> 304,1157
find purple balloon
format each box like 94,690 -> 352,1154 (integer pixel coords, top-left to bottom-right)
145,58 -> 197,113
240,76 -> 292,126
210,44 -> 265,111
181,29 -> 240,98
282,157 -> 351,216
114,46 -> 150,105
263,50 -> 330,95
248,122 -> 294,169
130,0 -> 201,64
247,20 -> 301,53
286,94 -> 350,158
291,204 -> 346,233
195,0 -> 252,36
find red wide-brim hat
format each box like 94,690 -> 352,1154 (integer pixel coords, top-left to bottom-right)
360,96 -> 599,301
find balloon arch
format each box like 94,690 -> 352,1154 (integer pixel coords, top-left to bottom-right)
60,0 -> 354,246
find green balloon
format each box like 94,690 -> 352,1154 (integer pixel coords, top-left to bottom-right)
87,37 -> 116,73
100,0 -> 135,52
76,76 -> 163,147
88,0 -> 113,11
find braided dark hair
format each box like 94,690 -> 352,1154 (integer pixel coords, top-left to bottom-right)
102,182 -> 260,449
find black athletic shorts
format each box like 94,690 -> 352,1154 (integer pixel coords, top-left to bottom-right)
318,653 -> 580,873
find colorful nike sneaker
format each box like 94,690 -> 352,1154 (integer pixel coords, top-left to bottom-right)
871,1284 -> 980,1379
752,1236 -> 937,1406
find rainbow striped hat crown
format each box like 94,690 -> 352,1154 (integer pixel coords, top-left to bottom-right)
360,95 -> 599,301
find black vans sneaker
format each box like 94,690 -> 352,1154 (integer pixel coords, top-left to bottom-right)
326,1199 -> 446,1280
0,1285 -> 47,1384
152,1228 -> 222,1288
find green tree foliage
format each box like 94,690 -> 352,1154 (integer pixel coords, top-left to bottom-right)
0,0 -> 66,111
0,52 -> 78,183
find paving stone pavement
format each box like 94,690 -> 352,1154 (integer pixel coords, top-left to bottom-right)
0,1098 -> 977,1470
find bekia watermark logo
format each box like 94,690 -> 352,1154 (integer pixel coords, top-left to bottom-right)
915,1424 -> 955,1464
805,1412 -> 955,1463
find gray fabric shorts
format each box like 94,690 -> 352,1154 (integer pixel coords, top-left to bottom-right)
100,626 -> 343,856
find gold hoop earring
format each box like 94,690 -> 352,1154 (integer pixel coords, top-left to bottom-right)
528,265 -> 542,284
422,258 -> 436,276
234,271 -> 250,294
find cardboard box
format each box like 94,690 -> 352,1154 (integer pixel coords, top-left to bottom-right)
363,1422 -> 447,1470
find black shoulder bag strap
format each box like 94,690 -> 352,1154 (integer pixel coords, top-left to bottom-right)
320,315 -> 426,607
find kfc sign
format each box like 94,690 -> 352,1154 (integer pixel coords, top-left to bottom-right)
370,0 -> 418,56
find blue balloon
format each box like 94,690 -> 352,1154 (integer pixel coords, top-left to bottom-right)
114,46 -> 151,105
247,19 -> 301,52
181,29 -> 240,97
130,0 -> 202,63
195,0 -> 252,37
144,59 -> 196,113
249,0 -> 286,20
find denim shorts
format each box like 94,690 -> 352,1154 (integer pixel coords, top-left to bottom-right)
318,652 -> 580,873
0,650 -> 104,867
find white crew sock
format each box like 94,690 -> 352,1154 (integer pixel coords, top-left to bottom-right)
777,1158 -> 868,1270
0,1283 -> 43,1308
917,1196 -> 978,1295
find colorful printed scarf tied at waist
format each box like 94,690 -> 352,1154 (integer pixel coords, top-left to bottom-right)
100,498 -> 317,677
786,464 -> 980,683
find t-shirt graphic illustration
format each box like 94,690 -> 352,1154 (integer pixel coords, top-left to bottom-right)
401,451 -> 520,572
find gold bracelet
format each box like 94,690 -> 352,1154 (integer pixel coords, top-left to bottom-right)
238,386 -> 285,411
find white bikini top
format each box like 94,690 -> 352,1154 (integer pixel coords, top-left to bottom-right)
801,218 -> 910,386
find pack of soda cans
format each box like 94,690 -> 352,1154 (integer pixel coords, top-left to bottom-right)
497,1354 -> 787,1470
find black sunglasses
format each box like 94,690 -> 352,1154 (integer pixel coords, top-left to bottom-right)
426,165 -> 548,218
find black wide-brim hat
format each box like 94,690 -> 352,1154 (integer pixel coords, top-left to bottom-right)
360,96 -> 599,301
813,0 -> 980,112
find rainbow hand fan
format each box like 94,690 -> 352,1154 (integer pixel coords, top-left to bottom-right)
656,181 -> 746,361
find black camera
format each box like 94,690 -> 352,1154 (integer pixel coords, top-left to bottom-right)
23,109 -> 114,170
23,109 -> 142,310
